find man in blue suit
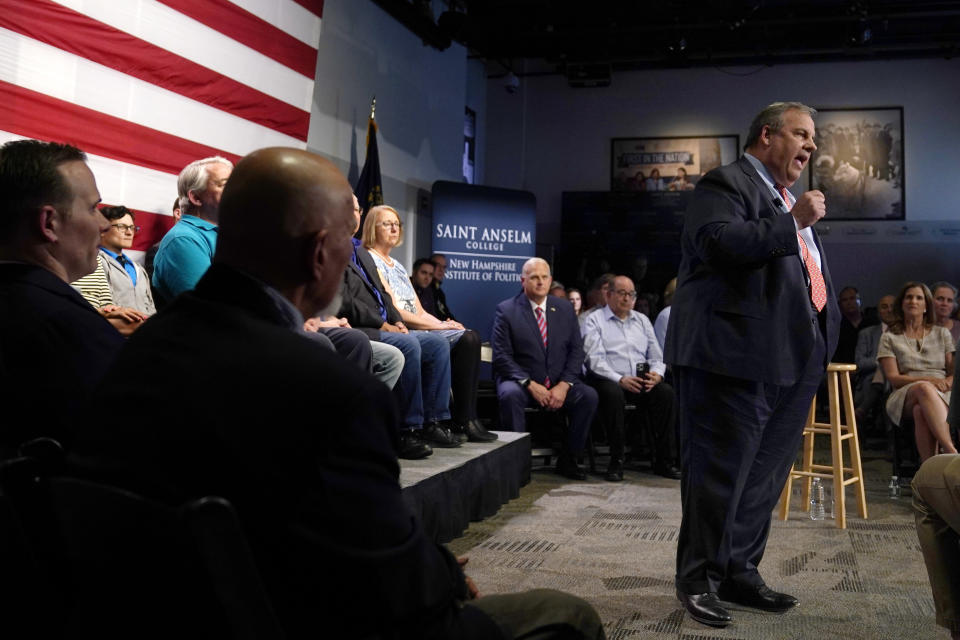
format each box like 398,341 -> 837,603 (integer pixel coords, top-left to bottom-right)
492,257 -> 598,480
665,102 -> 840,627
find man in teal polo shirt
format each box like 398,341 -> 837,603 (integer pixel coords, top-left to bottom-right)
152,156 -> 233,305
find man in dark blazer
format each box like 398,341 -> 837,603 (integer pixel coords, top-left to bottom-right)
492,257 -> 598,480
0,140 -> 123,454
71,148 -> 603,640
665,102 -> 840,627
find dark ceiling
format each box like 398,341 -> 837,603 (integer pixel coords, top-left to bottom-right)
371,0 -> 960,82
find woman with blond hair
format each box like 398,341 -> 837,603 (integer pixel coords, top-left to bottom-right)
363,205 -> 495,442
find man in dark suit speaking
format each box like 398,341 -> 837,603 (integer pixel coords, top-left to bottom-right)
665,102 -> 840,627
73,148 -> 603,640
493,257 -> 598,480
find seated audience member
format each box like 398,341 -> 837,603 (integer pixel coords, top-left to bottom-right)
492,258 -> 598,479
303,314 -> 404,390
365,206 -> 495,443
428,252 -> 456,320
932,281 -> 960,346
71,147 -> 603,640
72,254 -> 148,335
411,256 -> 490,434
878,282 -> 957,461
912,452 -> 960,640
582,276 -> 680,481
653,277 -> 677,352
144,197 -> 180,279
410,257 -> 440,315
581,273 -> 615,322
0,140 -> 124,451
152,156 -> 233,304
98,205 -> 156,315
549,281 -> 566,298
634,292 -> 656,319
835,286 -> 868,363
567,287 -> 583,318
338,198 -> 459,456
854,294 -> 895,427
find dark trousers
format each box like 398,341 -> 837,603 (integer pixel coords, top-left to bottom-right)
450,329 -> 481,423
588,376 -> 677,464
318,327 -> 372,372
497,381 -> 597,455
674,334 -> 825,595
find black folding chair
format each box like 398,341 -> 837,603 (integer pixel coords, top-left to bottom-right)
0,455 -> 284,639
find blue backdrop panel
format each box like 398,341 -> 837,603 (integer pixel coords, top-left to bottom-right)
431,181 -> 536,344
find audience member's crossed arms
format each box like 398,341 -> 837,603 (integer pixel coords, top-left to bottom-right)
99,304 -> 149,336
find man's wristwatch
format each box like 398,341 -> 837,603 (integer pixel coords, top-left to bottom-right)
519,378 -> 531,388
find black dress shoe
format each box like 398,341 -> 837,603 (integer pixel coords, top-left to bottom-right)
676,591 -> 732,627
421,423 -> 462,448
654,463 -> 682,479
717,583 -> 798,613
556,455 -> 587,480
398,431 -> 432,460
447,423 -> 469,444
463,419 -> 498,442
605,458 -> 624,482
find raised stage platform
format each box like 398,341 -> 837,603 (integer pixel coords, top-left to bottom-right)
400,431 -> 530,543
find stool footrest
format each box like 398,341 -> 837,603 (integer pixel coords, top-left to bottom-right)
807,426 -> 856,438
779,364 -> 869,528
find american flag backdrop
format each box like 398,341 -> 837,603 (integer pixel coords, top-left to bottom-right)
0,0 -> 324,260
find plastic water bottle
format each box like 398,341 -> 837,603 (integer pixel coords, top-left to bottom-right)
810,478 -> 825,521
889,476 -> 901,498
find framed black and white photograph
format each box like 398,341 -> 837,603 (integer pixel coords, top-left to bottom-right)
611,135 -> 740,192
810,107 -> 904,220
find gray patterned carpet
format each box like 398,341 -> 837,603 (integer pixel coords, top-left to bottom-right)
448,452 -> 947,639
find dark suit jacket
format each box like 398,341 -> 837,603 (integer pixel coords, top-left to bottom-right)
492,292 -> 585,387
665,156 -> 840,386
0,263 -> 124,453
855,323 -> 883,378
339,244 -> 402,340
432,281 -> 455,321
70,263 -> 503,640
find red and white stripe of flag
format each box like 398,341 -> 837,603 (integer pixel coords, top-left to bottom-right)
0,0 -> 323,259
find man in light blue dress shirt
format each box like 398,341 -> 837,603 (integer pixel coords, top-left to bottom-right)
582,275 -> 679,481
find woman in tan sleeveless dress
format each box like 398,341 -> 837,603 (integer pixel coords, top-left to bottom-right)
879,282 -> 957,461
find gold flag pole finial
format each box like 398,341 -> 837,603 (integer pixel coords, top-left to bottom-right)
370,96 -> 376,120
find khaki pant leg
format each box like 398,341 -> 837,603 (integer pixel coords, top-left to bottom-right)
467,588 -> 605,640
912,454 -> 960,635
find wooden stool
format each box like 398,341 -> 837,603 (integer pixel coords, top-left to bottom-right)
778,363 -> 868,529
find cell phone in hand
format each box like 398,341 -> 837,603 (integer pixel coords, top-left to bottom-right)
636,362 -> 650,377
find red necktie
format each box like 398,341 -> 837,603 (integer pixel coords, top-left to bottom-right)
778,185 -> 827,312
535,306 -> 551,388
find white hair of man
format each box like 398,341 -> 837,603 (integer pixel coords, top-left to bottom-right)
177,156 -> 233,216
521,257 -> 551,277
